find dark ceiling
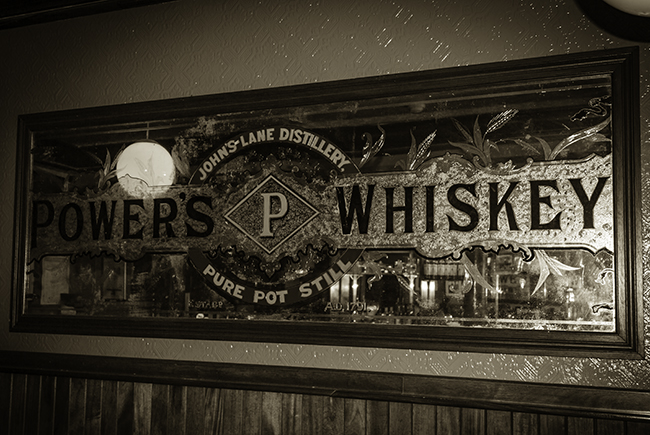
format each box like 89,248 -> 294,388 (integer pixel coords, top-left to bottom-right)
0,0 -> 174,30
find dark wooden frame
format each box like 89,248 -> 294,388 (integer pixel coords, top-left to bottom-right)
1,351 -> 649,421
11,47 -> 643,359
0,1 -> 175,30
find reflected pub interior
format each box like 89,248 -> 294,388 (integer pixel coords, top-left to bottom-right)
1,0 -> 650,434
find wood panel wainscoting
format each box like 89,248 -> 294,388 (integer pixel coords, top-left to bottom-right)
1,351 -> 649,434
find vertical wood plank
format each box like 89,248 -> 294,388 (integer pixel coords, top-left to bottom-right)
0,373 -> 11,435
168,385 -> 186,435
567,416 -> 593,435
151,383 -> 169,435
13,379 -> 650,435
25,374 -> 41,435
185,386 -> 205,435
242,390 -> 263,435
627,421 -> 650,435
322,396 -> 345,435
133,382 -> 152,435
412,403 -> 436,435
261,391 -> 283,435
204,387 -> 223,435
437,406 -> 461,435
389,402 -> 412,435
281,393 -> 302,435
486,410 -> 511,435
595,419 -> 625,435
85,378 -> 102,435
301,394 -> 323,435
54,377 -> 71,435
39,375 -> 56,435
366,400 -> 389,435
539,414 -> 566,435
69,377 -> 87,435
462,408 -> 486,435
10,373 -> 27,435
513,412 -> 538,435
117,381 -> 134,435
220,388 -> 243,435
101,380 -> 118,435
344,398 -> 366,435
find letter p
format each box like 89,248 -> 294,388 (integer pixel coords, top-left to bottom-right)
31,200 -> 54,248
260,192 -> 288,237
202,264 -> 216,277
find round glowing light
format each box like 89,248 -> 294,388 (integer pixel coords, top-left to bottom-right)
603,0 -> 650,16
116,140 -> 175,195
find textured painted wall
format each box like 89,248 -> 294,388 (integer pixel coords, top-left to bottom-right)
1,0 -> 648,389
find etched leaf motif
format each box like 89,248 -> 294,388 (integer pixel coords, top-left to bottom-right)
97,154 -> 109,189
548,116 -> 611,160
97,147 -> 124,190
360,125 -> 385,168
533,254 -> 550,296
531,250 -> 581,295
172,146 -> 190,178
396,275 -> 417,298
545,254 -> 581,275
407,128 -> 436,170
449,110 -> 517,168
111,147 -> 124,170
586,133 -> 611,144
526,136 -> 552,159
134,154 -> 155,186
460,253 -> 495,293
473,115 -> 484,154
451,117 -> 473,143
485,109 -> 519,135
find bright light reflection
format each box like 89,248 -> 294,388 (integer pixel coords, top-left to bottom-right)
603,0 -> 650,15
116,140 -> 175,195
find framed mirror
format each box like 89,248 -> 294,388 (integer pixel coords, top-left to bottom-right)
12,47 -> 642,357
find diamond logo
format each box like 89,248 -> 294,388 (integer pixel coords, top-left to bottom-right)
224,175 -> 320,254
